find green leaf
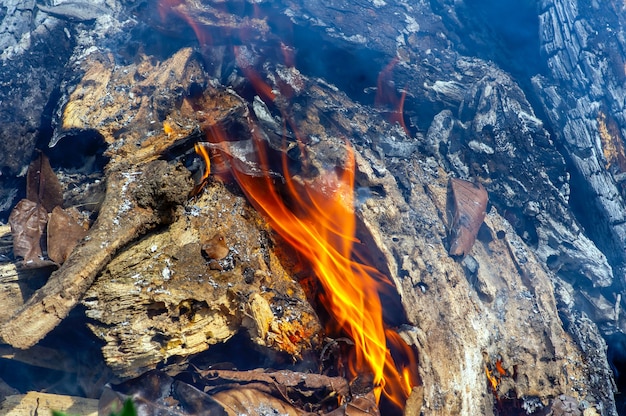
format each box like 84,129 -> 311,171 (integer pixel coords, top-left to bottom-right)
115,398 -> 137,416
51,398 -> 136,416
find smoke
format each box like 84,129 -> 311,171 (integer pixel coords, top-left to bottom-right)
454,0 -> 545,77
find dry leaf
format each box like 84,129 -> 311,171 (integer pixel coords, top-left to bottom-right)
9,199 -> 48,265
211,388 -> 304,416
447,178 -> 488,256
344,394 -> 379,415
26,151 -> 64,212
47,206 -> 88,264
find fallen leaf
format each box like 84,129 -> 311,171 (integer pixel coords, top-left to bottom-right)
27,151 -> 64,212
47,206 -> 88,264
447,178 -> 488,257
211,388 -> 304,416
99,370 -> 226,416
9,199 -> 49,265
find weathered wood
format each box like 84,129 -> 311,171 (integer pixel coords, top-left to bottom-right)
0,45 -> 261,350
246,65 -> 596,414
0,160 -> 193,349
83,179 -> 322,378
0,261 -> 50,322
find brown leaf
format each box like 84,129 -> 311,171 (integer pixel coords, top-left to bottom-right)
47,206 -> 88,264
9,199 -> 48,265
447,178 -> 488,256
210,388 -> 305,416
26,151 -> 64,212
344,393 -> 379,415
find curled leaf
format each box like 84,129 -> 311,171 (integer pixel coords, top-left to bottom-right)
210,388 -> 302,416
47,206 -> 88,264
9,199 -> 48,265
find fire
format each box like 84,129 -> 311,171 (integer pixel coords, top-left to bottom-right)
485,366 -> 499,393
196,121 -> 418,407
159,0 -> 418,408
485,357 -> 509,397
190,142 -> 211,197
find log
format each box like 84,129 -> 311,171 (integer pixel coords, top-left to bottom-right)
83,179 -> 322,378
0,48 -> 218,349
249,65 -> 599,414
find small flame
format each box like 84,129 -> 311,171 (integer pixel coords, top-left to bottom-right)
485,366 -> 499,393
495,358 -> 507,377
376,58 -> 409,136
485,357 -> 508,397
194,142 -> 211,183
191,142 -> 211,197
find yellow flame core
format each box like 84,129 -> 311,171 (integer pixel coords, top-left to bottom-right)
194,142 -> 211,183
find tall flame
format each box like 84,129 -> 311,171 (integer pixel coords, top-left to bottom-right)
158,0 -> 418,408
199,123 -> 418,408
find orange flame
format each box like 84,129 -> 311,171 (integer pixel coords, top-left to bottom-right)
495,358 -> 507,377
197,122 -> 418,408
485,366 -> 499,393
159,0 -> 419,408
195,142 -> 211,179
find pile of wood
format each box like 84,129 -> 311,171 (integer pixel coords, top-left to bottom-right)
0,0 -> 623,415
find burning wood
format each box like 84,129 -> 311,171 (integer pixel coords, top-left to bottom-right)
0,0 -> 620,415
196,124 -> 418,408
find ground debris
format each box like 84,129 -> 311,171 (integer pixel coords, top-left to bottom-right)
100,368 -> 373,416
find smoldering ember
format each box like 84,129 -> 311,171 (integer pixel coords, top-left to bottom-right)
1,0 -> 626,415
